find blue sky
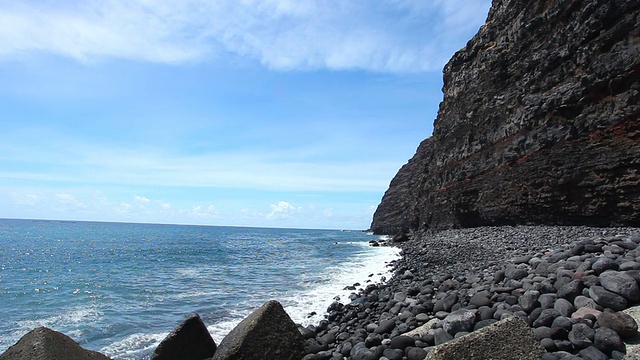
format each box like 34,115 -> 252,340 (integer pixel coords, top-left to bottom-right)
0,0 -> 491,230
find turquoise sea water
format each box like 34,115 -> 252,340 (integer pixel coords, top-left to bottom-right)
0,219 -> 399,359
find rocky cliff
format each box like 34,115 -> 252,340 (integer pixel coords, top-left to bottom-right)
371,0 -> 640,234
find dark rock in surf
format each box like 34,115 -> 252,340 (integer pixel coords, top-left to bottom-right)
0,327 -> 111,360
152,313 -> 216,360
212,300 -> 304,360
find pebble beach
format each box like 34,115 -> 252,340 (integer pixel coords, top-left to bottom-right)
300,226 -> 640,360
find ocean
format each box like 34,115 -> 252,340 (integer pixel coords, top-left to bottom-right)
0,219 -> 400,359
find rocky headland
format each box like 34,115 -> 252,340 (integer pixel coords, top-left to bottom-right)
371,0 -> 640,234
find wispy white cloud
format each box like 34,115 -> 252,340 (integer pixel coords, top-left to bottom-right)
0,0 -> 490,72
185,205 -> 220,219
267,201 -> 301,220
55,193 -> 87,211
134,195 -> 151,204
2,186 -> 379,229
10,192 -> 43,206
117,202 -> 132,214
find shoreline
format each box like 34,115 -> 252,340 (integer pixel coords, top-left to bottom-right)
5,225 -> 640,359
300,225 -> 640,359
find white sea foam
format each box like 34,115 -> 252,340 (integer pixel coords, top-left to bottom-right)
14,305 -> 102,331
5,238 -> 400,358
284,244 -> 400,327
207,318 -> 247,343
100,332 -> 167,359
206,242 -> 401,342
3,305 -> 103,352
169,290 -> 224,300
176,268 -> 201,277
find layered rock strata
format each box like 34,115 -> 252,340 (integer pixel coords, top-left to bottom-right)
371,0 -> 640,234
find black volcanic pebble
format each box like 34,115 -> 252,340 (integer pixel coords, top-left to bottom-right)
541,337 -> 556,352
551,316 -> 572,332
519,289 -> 540,313
433,328 -> 453,345
388,335 -> 415,350
382,348 -> 404,360
597,311 -> 639,339
374,319 -> 396,334
594,327 -> 624,354
578,346 -> 609,360
589,286 -> 628,311
557,280 -> 583,302
568,327 -> 593,349
364,333 -> 381,347
599,271 -> 640,302
554,339 -> 574,352
470,292 -> 492,307
405,347 -> 428,360
539,294 -> 557,309
592,258 -> 618,275
505,265 -> 529,280
533,309 -> 561,327
474,318 -> 497,330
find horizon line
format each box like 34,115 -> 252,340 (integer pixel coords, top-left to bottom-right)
0,217 -> 370,233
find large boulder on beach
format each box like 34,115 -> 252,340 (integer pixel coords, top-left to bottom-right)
426,316 -> 544,360
212,300 -> 304,360
152,313 -> 216,360
0,327 -> 111,360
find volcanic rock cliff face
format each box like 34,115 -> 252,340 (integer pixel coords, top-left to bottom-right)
371,0 -> 640,235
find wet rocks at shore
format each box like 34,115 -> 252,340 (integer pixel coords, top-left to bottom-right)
213,300 -> 305,360
1,301 -> 305,360
300,226 -> 640,360
152,313 -> 216,360
0,327 -> 111,360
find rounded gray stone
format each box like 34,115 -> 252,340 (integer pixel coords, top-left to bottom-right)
597,311 -> 638,339
588,286 -> 628,311
599,271 -> 640,302
441,309 -> 477,335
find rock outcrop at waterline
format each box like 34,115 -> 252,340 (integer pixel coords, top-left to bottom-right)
0,327 -> 111,360
152,313 -> 217,360
1,301 -> 305,360
371,0 -> 640,235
